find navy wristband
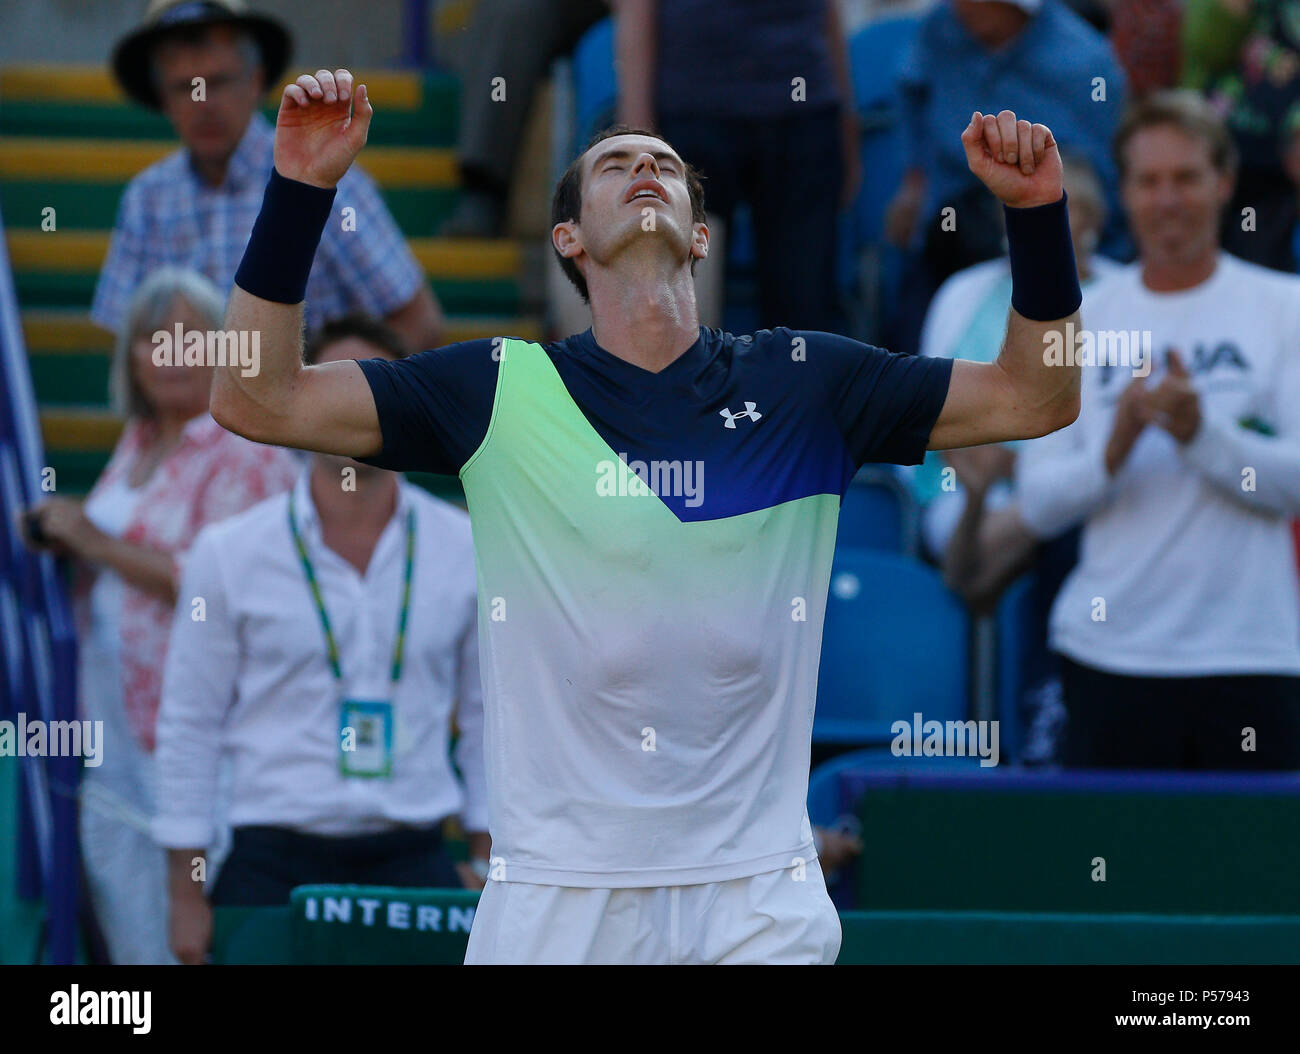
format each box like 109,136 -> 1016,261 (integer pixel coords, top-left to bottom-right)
1004,189 -> 1082,322
233,168 -> 337,304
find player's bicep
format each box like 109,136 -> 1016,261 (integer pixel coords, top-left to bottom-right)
277,359 -> 385,457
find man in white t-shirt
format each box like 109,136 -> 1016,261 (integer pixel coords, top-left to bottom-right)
1018,90 -> 1300,770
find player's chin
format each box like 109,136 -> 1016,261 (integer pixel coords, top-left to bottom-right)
612,213 -> 681,247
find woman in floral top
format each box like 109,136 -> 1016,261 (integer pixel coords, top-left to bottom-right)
26,267 -> 298,963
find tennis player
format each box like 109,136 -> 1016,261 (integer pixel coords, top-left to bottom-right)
211,68 -> 1082,964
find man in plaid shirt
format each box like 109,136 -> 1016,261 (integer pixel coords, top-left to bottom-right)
96,0 -> 443,349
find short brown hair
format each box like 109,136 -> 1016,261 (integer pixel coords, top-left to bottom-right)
304,312 -> 410,365
551,125 -> 707,302
1114,89 -> 1239,180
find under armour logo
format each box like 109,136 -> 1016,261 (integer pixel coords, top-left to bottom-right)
720,402 -> 762,428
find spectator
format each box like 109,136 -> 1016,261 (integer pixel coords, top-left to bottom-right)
1109,0 -> 1182,98
97,0 -> 442,349
440,0 -> 609,237
153,315 -> 488,965
1182,0 -> 1300,271
23,267 -> 298,963
1017,90 -> 1300,770
616,0 -> 859,333
884,0 -> 1128,354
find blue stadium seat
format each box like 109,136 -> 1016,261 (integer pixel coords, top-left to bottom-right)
836,466 -> 917,554
571,17 -> 617,155
814,548 -> 969,746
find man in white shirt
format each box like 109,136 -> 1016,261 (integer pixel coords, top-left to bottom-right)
153,315 -> 488,964
1017,90 -> 1300,770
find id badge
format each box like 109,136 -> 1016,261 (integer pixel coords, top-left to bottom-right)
340,699 -> 394,779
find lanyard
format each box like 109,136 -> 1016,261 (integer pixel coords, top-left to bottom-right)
288,488 -> 416,686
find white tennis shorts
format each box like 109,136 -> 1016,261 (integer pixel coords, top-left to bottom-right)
464,859 -> 842,965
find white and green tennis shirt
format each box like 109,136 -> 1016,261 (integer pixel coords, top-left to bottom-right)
359,326 -> 951,886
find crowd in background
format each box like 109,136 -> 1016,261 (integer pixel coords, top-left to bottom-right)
15,0 -> 1300,964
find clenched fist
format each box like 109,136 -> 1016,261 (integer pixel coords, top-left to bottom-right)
274,67 -> 373,189
962,109 -> 1063,210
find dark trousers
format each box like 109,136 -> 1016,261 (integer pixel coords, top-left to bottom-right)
1220,165 -> 1298,273
1059,656 -> 1300,771
458,0 -> 608,192
209,824 -> 462,907
658,105 -> 846,334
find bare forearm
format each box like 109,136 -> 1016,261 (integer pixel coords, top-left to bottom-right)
930,309 -> 1082,450
84,534 -> 178,605
945,502 -> 1038,614
942,483 -> 989,602
994,186 -> 1083,432
213,285 -> 378,455
168,848 -> 207,896
212,285 -> 306,441
996,304 -> 1082,430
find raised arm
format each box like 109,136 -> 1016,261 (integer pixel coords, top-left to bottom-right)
211,68 -> 384,457
926,110 -> 1082,450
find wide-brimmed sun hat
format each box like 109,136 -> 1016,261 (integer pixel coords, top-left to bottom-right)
111,0 -> 292,110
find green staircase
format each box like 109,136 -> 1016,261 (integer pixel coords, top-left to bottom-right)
1,65 -> 542,496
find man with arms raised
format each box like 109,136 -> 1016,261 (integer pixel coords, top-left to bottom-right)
213,68 -> 1082,964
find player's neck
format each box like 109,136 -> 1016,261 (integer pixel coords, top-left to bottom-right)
588,269 -> 701,374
